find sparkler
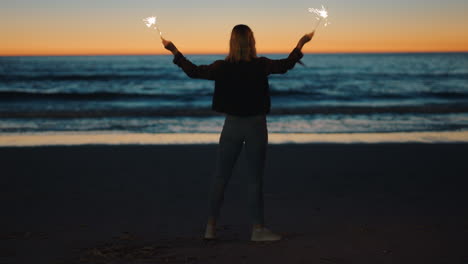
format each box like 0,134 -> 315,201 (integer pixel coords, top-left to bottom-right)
308,5 -> 330,31
143,16 -> 163,38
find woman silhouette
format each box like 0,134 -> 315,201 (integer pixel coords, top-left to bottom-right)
162,25 -> 314,241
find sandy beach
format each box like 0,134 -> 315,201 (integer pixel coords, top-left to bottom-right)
1,143 -> 468,264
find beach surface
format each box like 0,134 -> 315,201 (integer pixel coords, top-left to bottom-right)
1,143 -> 468,264
1,131 -> 468,146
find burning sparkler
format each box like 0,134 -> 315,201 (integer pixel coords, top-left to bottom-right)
308,5 -> 330,30
143,16 -> 163,38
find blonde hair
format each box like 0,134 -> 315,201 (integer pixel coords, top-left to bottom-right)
225,24 -> 257,62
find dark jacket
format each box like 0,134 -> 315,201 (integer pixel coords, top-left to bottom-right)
173,48 -> 303,116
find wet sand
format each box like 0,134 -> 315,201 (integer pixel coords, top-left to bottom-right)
1,143 -> 468,263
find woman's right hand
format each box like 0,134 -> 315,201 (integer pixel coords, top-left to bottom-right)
296,31 -> 315,50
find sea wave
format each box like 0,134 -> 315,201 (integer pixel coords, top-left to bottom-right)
2,70 -> 466,83
0,91 -> 212,100
270,72 -> 468,81
2,89 -> 468,101
1,104 -> 468,118
0,72 -> 185,82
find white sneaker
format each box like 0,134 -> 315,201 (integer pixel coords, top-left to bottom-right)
204,225 -> 216,240
251,227 -> 282,242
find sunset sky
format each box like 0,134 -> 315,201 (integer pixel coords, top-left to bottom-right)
1,0 -> 467,56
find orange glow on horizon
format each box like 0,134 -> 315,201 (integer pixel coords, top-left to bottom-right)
2,31 -> 468,56
2,49 -> 468,57
2,26 -> 467,56
1,5 -> 468,57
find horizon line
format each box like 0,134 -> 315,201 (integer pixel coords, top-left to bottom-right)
1,50 -> 468,57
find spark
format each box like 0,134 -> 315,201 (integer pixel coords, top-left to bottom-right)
308,5 -> 328,19
143,16 -> 156,28
143,16 -> 163,37
308,5 -> 330,29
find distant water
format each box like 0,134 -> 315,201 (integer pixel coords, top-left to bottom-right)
1,53 -> 468,134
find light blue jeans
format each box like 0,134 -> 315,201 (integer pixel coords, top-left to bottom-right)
209,114 -> 268,225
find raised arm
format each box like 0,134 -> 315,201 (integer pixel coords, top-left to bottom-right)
263,31 -> 314,75
162,38 -> 221,80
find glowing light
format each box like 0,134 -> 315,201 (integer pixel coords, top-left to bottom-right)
143,16 -> 156,28
309,6 -> 328,19
143,16 -> 163,37
308,5 -> 330,29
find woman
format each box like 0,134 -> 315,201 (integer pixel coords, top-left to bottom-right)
162,24 -> 314,241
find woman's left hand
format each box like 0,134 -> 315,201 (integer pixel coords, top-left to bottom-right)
162,38 -> 179,55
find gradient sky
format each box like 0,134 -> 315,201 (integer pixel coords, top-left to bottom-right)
1,0 -> 468,55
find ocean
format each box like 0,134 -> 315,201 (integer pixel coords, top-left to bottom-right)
1,53 -> 468,135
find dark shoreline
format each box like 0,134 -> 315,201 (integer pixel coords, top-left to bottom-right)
1,143 -> 468,263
